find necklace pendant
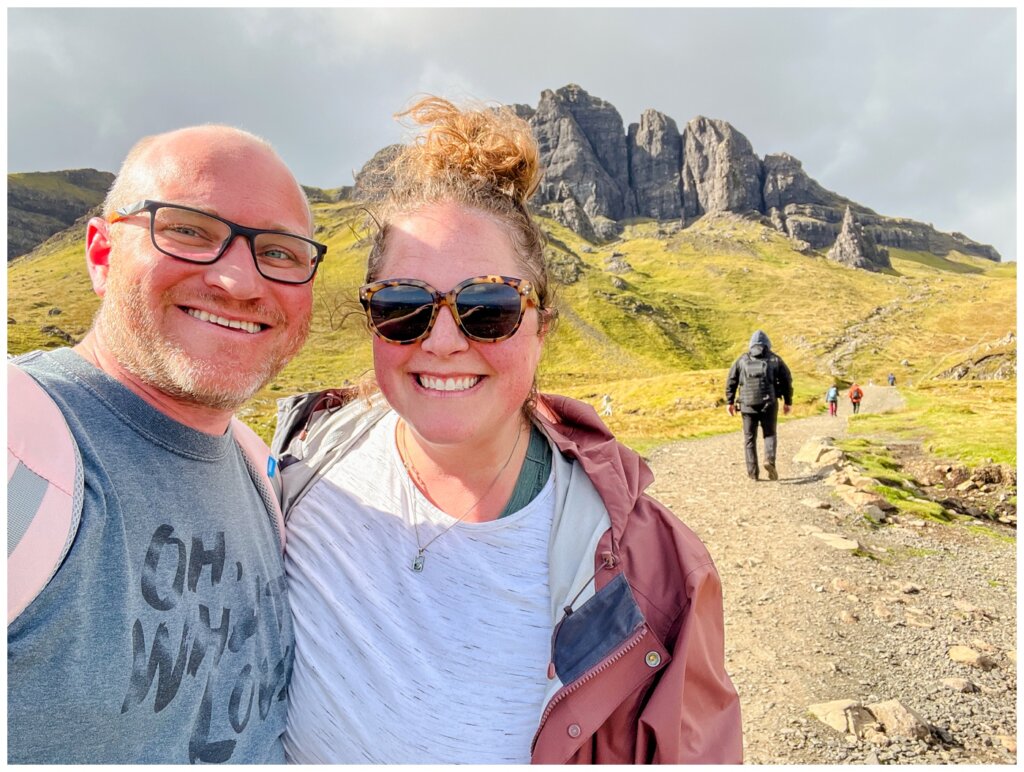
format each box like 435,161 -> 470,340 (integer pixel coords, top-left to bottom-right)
411,553 -> 425,573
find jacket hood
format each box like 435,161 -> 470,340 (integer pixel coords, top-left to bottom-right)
749,329 -> 771,352
534,394 -> 651,552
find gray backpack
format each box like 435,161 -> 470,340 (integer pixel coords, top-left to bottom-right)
739,354 -> 776,409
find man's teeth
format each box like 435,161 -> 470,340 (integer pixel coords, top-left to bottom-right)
186,308 -> 262,334
418,375 -> 481,392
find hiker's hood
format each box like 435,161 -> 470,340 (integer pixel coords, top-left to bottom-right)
749,329 -> 772,357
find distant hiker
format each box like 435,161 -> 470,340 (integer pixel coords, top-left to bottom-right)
888,372 -> 896,386
601,393 -> 613,416
7,126 -> 323,763
849,382 -> 864,414
725,330 -> 793,481
826,384 -> 839,417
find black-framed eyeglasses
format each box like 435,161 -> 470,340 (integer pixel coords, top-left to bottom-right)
359,275 -> 538,344
108,200 -> 327,285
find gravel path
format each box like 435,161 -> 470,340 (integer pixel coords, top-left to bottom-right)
645,386 -> 1017,764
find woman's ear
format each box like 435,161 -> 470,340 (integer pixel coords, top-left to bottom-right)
538,307 -> 558,338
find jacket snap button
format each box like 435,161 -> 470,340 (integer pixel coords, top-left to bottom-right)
567,723 -> 581,738
645,651 -> 662,668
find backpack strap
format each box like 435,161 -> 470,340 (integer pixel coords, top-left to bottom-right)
7,362 -> 83,625
7,361 -> 286,627
230,418 -> 286,554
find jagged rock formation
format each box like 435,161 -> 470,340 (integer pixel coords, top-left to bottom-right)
506,85 -> 1000,263
352,144 -> 402,201
827,207 -> 892,272
681,116 -> 764,219
8,169 -> 113,261
11,86 -> 1001,267
628,110 -> 683,220
530,85 -> 635,221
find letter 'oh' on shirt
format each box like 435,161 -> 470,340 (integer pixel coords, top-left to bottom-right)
283,411 -> 555,764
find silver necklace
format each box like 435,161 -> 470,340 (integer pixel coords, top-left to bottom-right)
398,419 -> 524,573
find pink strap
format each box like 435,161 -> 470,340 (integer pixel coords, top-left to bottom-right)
7,363 -> 79,624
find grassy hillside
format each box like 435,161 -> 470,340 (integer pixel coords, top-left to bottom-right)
7,204 -> 1015,464
8,170 -> 113,260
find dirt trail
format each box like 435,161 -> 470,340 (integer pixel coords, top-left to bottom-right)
645,386 -> 1017,764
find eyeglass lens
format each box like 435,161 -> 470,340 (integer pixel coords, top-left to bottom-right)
151,206 -> 317,283
369,282 -> 524,342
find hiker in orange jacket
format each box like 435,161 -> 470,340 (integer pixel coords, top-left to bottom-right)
849,382 -> 865,414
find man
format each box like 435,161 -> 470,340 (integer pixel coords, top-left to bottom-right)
725,330 -> 793,481
7,126 -> 324,763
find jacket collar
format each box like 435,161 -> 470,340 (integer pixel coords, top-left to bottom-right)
533,393 -> 651,555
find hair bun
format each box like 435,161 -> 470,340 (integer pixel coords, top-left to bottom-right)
396,96 -> 539,208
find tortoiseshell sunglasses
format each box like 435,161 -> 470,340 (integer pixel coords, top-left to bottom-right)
359,275 -> 538,344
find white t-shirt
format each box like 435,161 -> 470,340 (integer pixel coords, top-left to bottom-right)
283,411 -> 555,764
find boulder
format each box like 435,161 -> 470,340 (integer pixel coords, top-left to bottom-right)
865,699 -> 932,741
940,678 -> 979,693
948,645 -> 997,670
794,438 -> 837,465
808,699 -> 860,733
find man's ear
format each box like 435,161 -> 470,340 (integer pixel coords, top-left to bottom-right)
85,217 -> 112,296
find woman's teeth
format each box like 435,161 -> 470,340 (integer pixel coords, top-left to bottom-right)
417,375 -> 481,392
186,308 -> 262,334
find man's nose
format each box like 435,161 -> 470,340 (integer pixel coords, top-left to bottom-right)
420,304 -> 469,355
202,235 -> 265,299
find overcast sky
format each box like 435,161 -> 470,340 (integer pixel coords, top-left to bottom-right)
7,7 -> 1017,260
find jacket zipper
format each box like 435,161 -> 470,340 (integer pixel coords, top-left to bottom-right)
531,623 -> 649,754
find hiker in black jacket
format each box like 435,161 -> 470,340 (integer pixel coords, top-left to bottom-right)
725,330 -> 794,481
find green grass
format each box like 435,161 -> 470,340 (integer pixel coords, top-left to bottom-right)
7,205 -> 1016,468
849,381 -> 1015,466
901,546 -> 940,558
965,524 -> 1016,545
835,437 -> 955,522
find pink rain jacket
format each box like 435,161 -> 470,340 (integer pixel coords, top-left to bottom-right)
530,394 -> 742,763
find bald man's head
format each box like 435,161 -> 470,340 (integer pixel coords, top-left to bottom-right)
102,124 -> 313,233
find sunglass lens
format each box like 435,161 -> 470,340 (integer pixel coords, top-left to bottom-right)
455,283 -> 523,340
369,285 -> 435,342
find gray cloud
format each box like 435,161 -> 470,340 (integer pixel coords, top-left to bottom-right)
8,7 -> 1015,259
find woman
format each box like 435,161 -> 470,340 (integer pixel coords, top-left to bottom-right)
273,97 -> 741,763
826,384 -> 840,416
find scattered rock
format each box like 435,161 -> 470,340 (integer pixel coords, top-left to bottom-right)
808,699 -> 860,733
996,735 -> 1017,753
941,678 -> 979,693
793,438 -> 839,466
872,602 -> 894,620
901,583 -> 922,595
865,699 -> 932,741
861,504 -> 888,524
948,646 -> 997,670
801,498 -> 831,510
811,532 -> 860,551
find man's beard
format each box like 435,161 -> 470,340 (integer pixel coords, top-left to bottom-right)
95,274 -> 310,413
